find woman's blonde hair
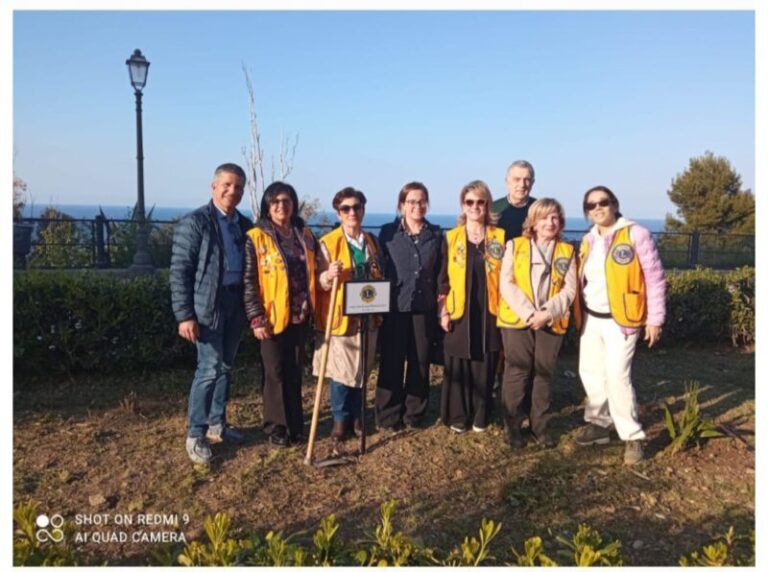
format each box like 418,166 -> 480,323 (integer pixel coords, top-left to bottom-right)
457,180 -> 499,226
522,198 -> 566,240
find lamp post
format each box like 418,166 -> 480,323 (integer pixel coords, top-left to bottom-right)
126,49 -> 154,273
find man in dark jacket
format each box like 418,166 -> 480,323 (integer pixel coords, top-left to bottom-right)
170,163 -> 253,464
491,159 -> 537,242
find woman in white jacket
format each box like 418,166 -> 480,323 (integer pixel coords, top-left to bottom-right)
574,186 -> 666,465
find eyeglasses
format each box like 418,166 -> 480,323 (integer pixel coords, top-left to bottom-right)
338,203 -> 363,214
585,199 -> 612,211
270,198 -> 292,206
464,199 -> 486,207
404,200 -> 427,207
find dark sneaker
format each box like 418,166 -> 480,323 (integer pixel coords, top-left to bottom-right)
472,424 -> 487,433
207,424 -> 245,445
624,440 -> 645,465
269,427 -> 289,447
575,424 -> 611,446
186,436 -> 212,464
505,425 -> 525,449
450,424 -> 467,434
532,431 -> 556,449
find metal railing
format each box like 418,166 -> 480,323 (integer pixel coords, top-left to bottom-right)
13,216 -> 755,271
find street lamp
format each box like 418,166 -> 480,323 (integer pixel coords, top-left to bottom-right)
126,49 -> 153,273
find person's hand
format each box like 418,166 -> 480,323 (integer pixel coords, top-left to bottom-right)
440,313 -> 453,333
178,319 -> 199,343
325,261 -> 343,280
526,310 -> 550,331
645,325 -> 662,348
253,325 -> 272,340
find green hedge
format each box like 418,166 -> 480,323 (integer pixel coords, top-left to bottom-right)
13,267 -> 754,378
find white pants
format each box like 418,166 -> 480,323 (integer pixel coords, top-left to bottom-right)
578,314 -> 645,441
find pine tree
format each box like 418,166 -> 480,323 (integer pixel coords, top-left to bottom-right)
665,151 -> 754,234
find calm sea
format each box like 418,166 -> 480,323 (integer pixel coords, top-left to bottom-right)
21,204 -> 666,234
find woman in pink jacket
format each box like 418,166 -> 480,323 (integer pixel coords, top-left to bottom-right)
575,186 -> 666,465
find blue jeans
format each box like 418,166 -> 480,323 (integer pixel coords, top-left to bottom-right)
329,380 -> 362,423
187,286 -> 246,438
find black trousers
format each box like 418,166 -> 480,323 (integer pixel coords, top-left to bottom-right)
440,351 -> 497,429
260,322 -> 307,438
501,328 -> 563,436
375,311 -> 435,427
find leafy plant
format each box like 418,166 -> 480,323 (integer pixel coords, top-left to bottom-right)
554,523 -> 624,566
178,512 -> 243,566
442,518 -> 502,566
663,381 -> 723,455
679,526 -> 755,566
27,207 -> 92,268
309,514 -> 346,565
354,500 -> 439,566
510,535 -> 559,566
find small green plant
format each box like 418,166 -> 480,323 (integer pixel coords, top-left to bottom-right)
679,526 -> 755,566
663,381 -> 724,455
178,512 -> 242,566
13,500 -> 82,566
442,518 -> 502,566
354,500 -> 439,566
309,514 -> 346,565
510,535 -> 559,566
555,523 -> 624,566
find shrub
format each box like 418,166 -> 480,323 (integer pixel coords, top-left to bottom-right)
13,271 -> 193,377
679,527 -> 755,566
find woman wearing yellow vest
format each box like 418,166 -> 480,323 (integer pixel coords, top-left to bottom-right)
312,188 -> 384,445
574,186 -> 666,465
498,198 -> 576,450
243,182 -> 317,447
437,180 -> 504,433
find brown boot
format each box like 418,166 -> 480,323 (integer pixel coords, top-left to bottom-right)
331,420 -> 347,444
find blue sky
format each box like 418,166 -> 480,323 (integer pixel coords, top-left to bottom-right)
12,9 -> 755,220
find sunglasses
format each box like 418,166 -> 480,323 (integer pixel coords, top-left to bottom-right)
270,198 -> 292,206
464,199 -> 486,207
586,199 -> 612,211
338,203 -> 363,214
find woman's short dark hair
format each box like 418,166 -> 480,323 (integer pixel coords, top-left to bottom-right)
261,181 -> 305,228
332,187 -> 367,211
396,181 -> 429,213
583,185 -> 623,220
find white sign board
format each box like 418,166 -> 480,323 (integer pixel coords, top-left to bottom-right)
343,280 -> 391,315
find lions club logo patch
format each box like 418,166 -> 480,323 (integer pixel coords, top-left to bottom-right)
487,239 -> 504,260
611,244 -> 635,265
554,257 -> 570,275
360,284 -> 377,304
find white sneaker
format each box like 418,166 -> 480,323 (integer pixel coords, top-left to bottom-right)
450,424 -> 467,434
186,436 -> 212,464
472,425 -> 487,433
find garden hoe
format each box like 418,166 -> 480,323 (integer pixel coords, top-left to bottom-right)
305,275 -> 355,468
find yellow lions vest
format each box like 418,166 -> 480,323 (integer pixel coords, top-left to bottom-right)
578,225 -> 646,328
246,225 -> 317,336
445,225 -> 505,320
497,237 -> 574,335
314,227 -> 383,336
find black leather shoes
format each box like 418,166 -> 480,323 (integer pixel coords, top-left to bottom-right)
269,427 -> 289,447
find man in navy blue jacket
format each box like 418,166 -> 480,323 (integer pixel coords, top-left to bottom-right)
170,163 -> 253,464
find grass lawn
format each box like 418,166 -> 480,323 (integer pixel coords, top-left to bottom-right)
13,343 -> 754,565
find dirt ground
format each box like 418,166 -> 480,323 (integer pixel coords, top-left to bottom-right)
13,344 -> 754,565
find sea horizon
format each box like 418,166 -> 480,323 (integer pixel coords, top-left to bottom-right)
20,203 -> 668,234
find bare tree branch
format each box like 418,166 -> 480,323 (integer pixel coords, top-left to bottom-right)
242,63 -> 300,219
